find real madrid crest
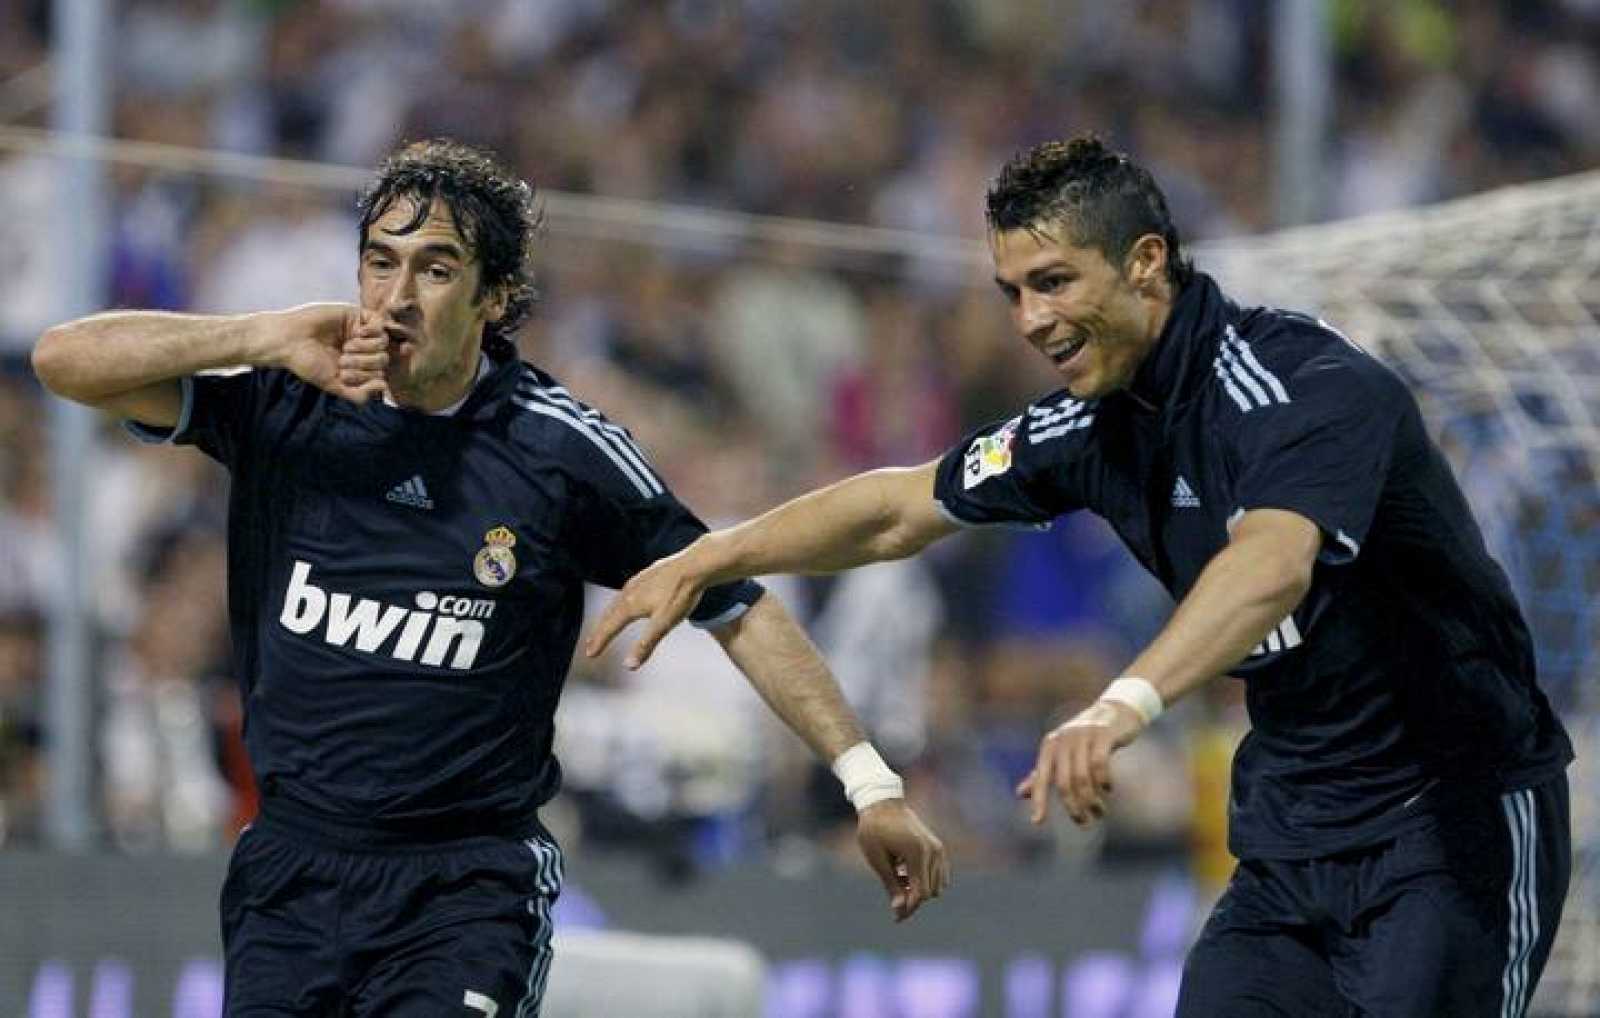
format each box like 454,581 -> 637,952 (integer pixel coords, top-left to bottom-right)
474,526 -> 518,588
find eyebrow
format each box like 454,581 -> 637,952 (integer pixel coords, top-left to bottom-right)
993,263 -> 1072,289
362,238 -> 468,262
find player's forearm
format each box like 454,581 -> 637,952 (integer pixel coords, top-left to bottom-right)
712,592 -> 867,762
692,466 -> 942,583
1124,520 -> 1316,708
33,310 -> 281,405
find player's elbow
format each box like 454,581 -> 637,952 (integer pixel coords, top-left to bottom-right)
1257,546 -> 1314,612
862,466 -> 946,562
869,521 -> 926,561
32,325 -> 91,401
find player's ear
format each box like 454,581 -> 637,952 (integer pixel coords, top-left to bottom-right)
1126,234 -> 1168,296
482,284 -> 510,323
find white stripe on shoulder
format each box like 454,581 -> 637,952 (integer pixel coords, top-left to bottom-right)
1212,360 -> 1255,412
1217,343 -> 1270,408
1027,397 -> 1089,421
518,376 -> 664,494
1026,397 -> 1094,443
516,373 -> 664,496
511,395 -> 659,498
1225,326 -> 1290,404
1028,415 -> 1094,444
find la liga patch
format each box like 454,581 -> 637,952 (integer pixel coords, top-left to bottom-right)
963,416 -> 1020,490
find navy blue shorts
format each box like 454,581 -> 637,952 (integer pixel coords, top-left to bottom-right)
220,819 -> 564,1017
1177,773 -> 1569,1018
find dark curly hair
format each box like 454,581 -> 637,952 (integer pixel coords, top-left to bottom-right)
985,136 -> 1193,289
357,139 -> 542,346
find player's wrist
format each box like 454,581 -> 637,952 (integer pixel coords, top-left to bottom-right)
691,530 -> 743,587
831,741 -> 904,811
247,310 -> 296,369
1097,676 -> 1164,727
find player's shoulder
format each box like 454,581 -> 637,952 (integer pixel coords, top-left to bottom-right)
198,364 -> 320,415
954,388 -> 1100,492
1213,306 -> 1404,415
503,362 -> 664,491
505,362 -> 608,451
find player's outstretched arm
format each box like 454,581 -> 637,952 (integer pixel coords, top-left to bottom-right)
32,304 -> 390,425
1019,508 -> 1321,826
711,591 -> 949,921
585,459 -> 959,668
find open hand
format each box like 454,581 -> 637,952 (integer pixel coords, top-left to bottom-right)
583,545 -> 711,669
856,799 -> 949,922
1016,700 -> 1145,827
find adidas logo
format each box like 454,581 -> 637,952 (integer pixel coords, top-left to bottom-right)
1171,476 -> 1200,509
386,475 -> 434,510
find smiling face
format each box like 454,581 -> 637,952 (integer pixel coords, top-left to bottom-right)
989,222 -> 1174,400
358,197 -> 508,410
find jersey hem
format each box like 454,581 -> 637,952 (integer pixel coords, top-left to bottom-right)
933,499 -> 1050,532
121,375 -> 195,445
256,798 -> 553,852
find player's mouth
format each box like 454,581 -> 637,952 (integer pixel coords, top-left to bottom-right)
1046,334 -> 1089,369
383,326 -> 417,357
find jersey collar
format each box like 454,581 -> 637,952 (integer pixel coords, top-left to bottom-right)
382,353 -> 492,416
376,337 -> 524,424
1124,271 -> 1233,414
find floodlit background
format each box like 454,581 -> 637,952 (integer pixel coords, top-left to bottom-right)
0,1 -> 1596,1015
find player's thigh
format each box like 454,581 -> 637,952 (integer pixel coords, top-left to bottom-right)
350,897 -> 556,1018
1175,868 -> 1353,1018
220,826 -> 345,1017
1337,777 -> 1571,1018
348,833 -> 563,1018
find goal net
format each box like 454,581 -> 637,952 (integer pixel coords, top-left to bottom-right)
1206,172 -> 1600,1018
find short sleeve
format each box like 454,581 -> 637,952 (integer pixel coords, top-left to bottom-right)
122,367 -> 275,468
932,394 -> 1097,529
1229,352 -> 1405,564
560,411 -> 762,628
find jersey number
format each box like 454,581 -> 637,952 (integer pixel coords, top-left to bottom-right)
464,990 -> 499,1017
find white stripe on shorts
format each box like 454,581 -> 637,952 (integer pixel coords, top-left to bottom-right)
515,834 -> 564,1018
1499,789 -> 1539,1018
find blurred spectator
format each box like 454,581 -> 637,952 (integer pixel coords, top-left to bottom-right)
0,609 -> 45,847
191,187 -> 355,313
101,527 -> 232,853
0,376 -> 60,614
0,151 -> 64,353
827,286 -> 958,471
707,244 -> 865,474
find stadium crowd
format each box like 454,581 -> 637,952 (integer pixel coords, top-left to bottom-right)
0,0 -> 1596,884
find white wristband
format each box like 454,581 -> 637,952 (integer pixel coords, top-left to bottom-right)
831,741 -> 904,811
1099,677 -> 1164,726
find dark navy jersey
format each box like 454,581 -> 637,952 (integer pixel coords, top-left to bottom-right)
128,344 -> 762,844
934,273 -> 1572,859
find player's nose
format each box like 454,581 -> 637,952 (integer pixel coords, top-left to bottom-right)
1016,291 -> 1054,345
380,272 -> 419,320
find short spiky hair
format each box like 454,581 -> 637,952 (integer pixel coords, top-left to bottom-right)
357,139 -> 542,345
985,136 -> 1193,289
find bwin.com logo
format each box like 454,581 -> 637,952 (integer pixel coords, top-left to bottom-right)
278,561 -> 493,669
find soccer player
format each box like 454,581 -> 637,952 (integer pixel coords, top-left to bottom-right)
32,139 -> 947,1017
587,136 -> 1575,1018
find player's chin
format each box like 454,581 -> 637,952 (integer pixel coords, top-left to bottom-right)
1058,373 -> 1104,400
